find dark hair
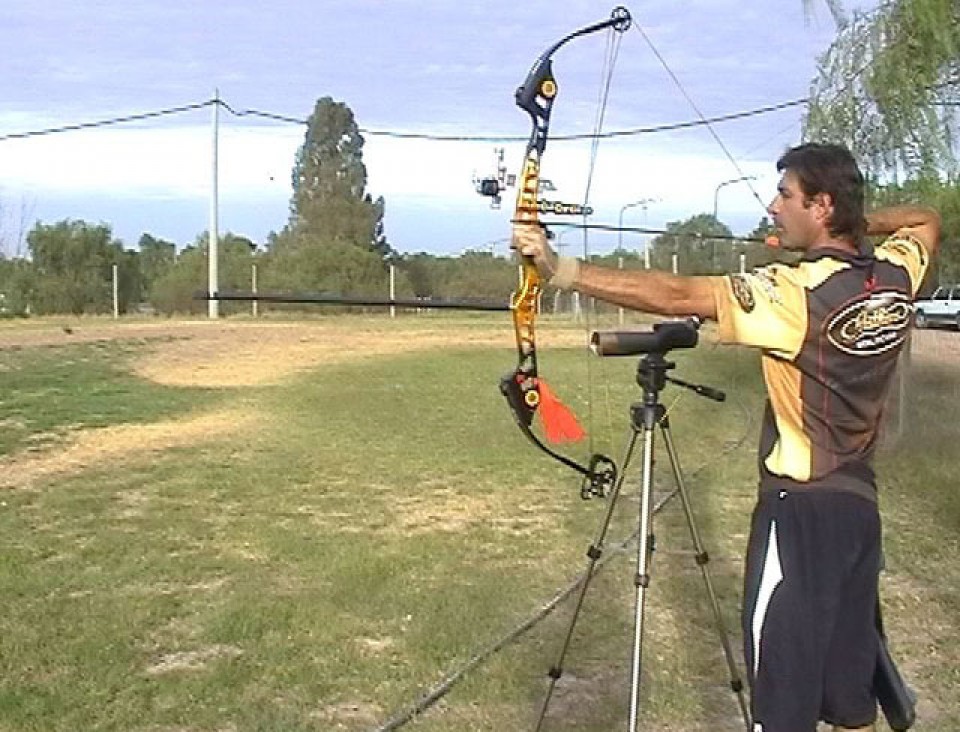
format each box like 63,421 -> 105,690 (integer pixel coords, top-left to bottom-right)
777,143 -> 866,247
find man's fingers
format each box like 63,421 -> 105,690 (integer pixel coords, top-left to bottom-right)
512,224 -> 542,256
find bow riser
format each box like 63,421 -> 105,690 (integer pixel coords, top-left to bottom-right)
511,150 -> 547,413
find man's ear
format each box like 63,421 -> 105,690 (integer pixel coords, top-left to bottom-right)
812,192 -> 834,223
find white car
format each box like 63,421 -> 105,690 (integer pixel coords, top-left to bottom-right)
914,284 -> 960,330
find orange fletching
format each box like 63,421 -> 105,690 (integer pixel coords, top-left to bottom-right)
535,379 -> 586,443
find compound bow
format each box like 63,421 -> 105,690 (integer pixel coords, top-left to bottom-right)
499,6 -> 631,498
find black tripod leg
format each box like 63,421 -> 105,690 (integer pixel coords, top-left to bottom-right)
659,422 -> 752,731
534,429 -> 641,732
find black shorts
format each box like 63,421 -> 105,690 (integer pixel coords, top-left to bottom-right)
741,488 -> 882,732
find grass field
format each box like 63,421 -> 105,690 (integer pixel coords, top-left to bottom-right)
0,315 -> 957,731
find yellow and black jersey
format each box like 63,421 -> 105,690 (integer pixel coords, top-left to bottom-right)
710,230 -> 929,501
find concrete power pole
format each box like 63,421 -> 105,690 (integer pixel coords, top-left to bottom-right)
208,89 -> 220,318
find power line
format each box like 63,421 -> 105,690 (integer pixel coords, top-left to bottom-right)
0,95 -> 808,146
0,101 -> 214,142
222,97 -> 808,142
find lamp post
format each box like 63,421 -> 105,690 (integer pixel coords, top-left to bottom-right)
619,197 -> 658,273
618,198 -> 657,250
553,228 -> 578,258
713,175 -> 757,221
712,176 -> 756,273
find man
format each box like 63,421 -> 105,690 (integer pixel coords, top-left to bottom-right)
513,143 -> 940,732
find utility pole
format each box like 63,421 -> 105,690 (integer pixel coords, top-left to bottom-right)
618,197 -> 657,271
208,89 -> 220,319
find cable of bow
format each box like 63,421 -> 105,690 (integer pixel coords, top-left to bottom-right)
628,21 -> 771,218
499,6 -> 631,498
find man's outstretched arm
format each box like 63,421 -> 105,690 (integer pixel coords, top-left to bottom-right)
512,224 -> 719,320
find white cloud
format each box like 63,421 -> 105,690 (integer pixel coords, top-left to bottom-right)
0,124 -> 303,200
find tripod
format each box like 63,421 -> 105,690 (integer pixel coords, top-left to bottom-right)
535,327 -> 751,732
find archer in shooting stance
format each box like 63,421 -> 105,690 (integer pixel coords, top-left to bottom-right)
513,143 -> 941,732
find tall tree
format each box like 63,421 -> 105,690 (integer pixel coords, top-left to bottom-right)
267,97 -> 393,295
804,0 -> 959,177
288,97 -> 389,255
648,214 -> 735,275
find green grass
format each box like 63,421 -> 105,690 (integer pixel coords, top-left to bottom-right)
0,318 -> 956,731
0,339 -> 221,456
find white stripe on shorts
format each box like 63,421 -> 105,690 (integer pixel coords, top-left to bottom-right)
751,519 -> 783,676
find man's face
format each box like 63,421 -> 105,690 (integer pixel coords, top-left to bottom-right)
767,170 -> 831,251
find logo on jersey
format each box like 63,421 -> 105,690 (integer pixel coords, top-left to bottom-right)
826,291 -> 913,355
729,274 -> 755,312
752,268 -> 784,305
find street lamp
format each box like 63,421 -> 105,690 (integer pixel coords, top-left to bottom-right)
713,176 -> 757,221
618,198 -> 658,251
711,176 -> 756,274
553,228 -> 577,257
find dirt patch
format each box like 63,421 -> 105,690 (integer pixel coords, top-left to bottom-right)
0,407 -> 257,490
311,700 -> 383,729
130,320 -> 518,388
0,318 -> 518,489
0,318 -> 527,388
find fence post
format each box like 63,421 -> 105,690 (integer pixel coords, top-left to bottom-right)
390,265 -> 396,319
618,256 -> 624,325
251,264 -> 258,317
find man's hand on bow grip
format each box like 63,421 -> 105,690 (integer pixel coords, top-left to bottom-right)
512,224 -> 580,290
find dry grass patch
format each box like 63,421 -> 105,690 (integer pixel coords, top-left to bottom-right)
0,406 -> 258,489
311,700 -> 384,728
130,320 -> 543,388
144,644 -> 244,675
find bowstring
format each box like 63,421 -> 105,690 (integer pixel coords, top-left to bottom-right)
579,25 -> 626,464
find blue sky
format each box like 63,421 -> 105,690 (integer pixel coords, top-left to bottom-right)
0,0 -> 877,257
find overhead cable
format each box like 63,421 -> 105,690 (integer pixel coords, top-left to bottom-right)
225,97 -> 808,141
1,95 -> 807,145
0,101 -> 214,142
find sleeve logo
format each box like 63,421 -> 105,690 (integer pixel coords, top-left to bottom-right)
729,274 -> 756,313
